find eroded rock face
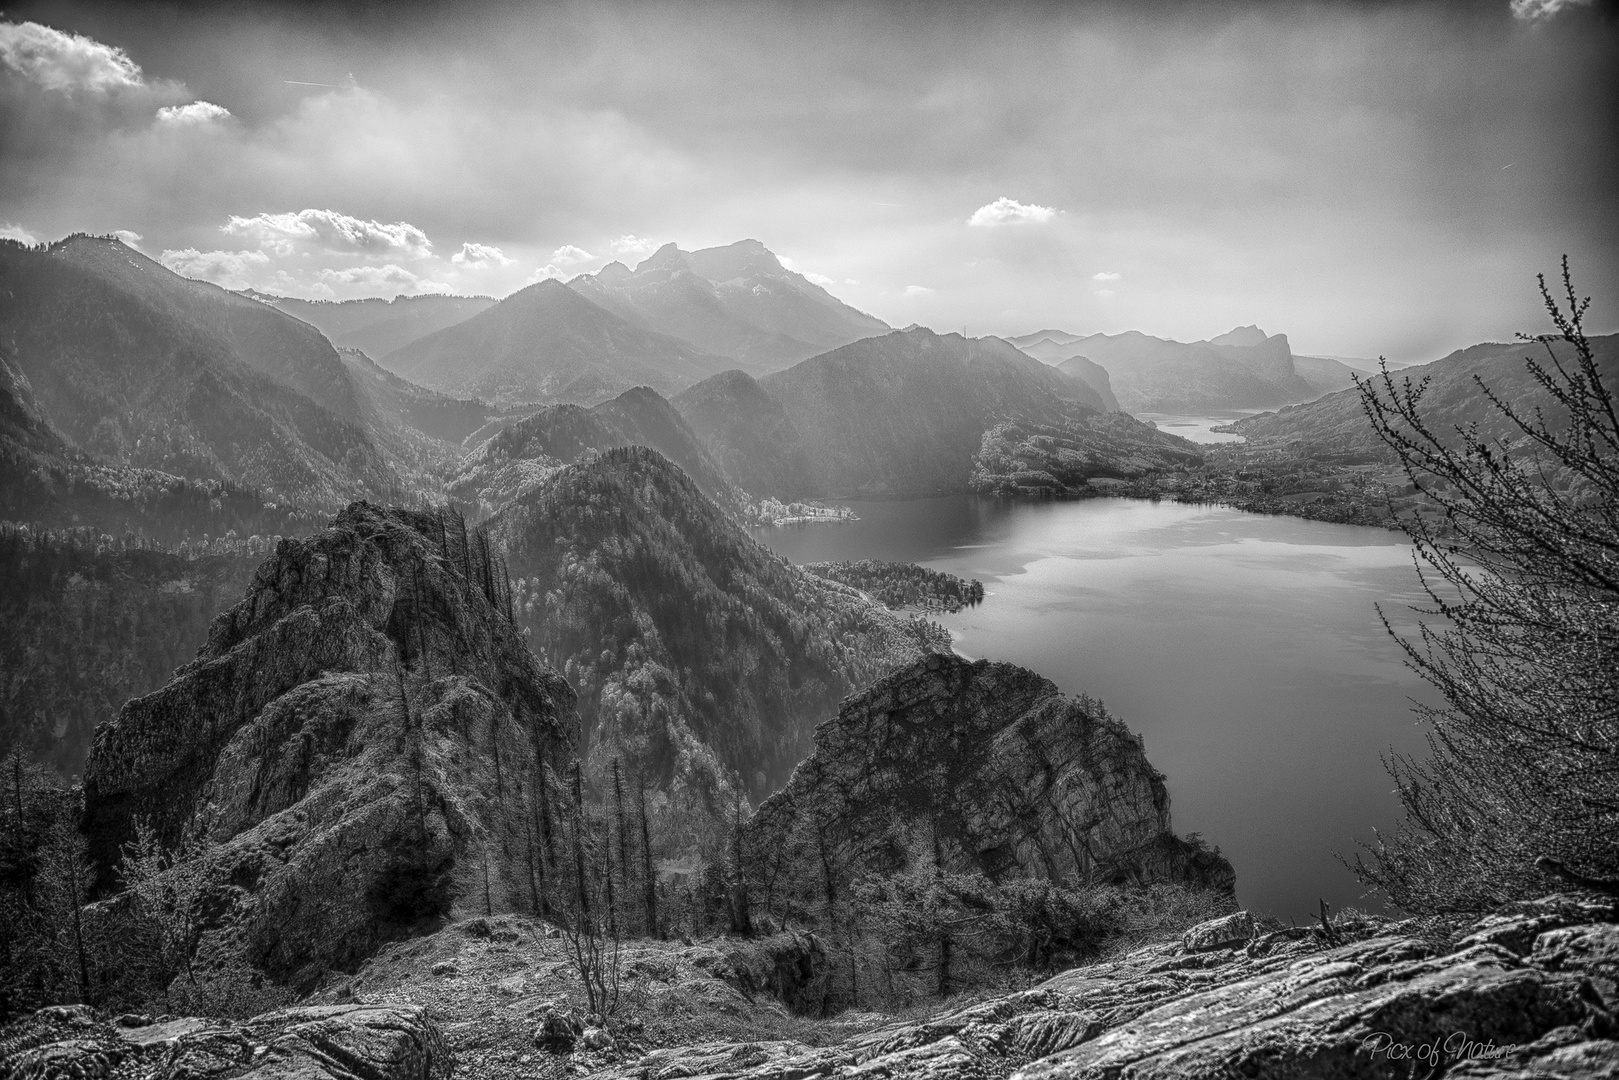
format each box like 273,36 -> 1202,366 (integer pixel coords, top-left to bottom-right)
0,1002 -> 451,1079
594,893 -> 1619,1080
81,503 -> 578,983
745,653 -> 1233,890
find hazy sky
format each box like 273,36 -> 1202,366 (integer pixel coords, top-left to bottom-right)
2,0 -> 1614,360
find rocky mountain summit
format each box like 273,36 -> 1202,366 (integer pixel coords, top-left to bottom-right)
80,502 -> 578,984
747,654 -> 1233,891
589,892 -> 1619,1080
568,240 -> 890,372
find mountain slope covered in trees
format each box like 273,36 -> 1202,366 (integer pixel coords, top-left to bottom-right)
492,447 -> 950,812
676,329 -> 1197,499
449,385 -> 737,517
1232,334 -> 1619,462
0,237 -> 399,510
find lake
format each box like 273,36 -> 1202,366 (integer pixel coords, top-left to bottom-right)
753,496 -> 1438,920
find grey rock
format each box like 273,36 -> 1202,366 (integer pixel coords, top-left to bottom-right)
745,654 -> 1234,893
1181,910 -> 1255,952
0,1002 -> 450,1080
80,504 -> 579,985
593,893 -> 1619,1080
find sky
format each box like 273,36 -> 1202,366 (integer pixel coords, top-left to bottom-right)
1,0 -> 1615,361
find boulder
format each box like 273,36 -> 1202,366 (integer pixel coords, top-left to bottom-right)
1181,910 -> 1255,952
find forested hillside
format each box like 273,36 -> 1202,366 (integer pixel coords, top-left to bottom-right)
0,527 -> 264,773
0,237 -> 398,510
492,447 -> 949,817
677,328 -> 1197,499
450,386 -> 736,517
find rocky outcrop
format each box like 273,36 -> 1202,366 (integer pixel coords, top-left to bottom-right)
81,503 -> 578,983
0,1002 -> 451,1079
594,893 -> 1619,1080
745,654 -> 1233,891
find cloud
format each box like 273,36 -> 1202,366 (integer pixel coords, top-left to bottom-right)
451,241 -> 514,267
0,20 -> 144,94
904,284 -> 935,297
526,263 -> 567,284
156,100 -> 230,125
1510,0 -> 1591,20
967,197 -> 1058,227
550,244 -> 597,265
1,222 -> 41,244
1092,271 -> 1121,281
804,271 -> 835,287
315,264 -> 449,295
609,234 -> 659,258
223,209 -> 433,259
159,247 -> 270,290
1095,289 -> 1116,299
112,229 -> 142,249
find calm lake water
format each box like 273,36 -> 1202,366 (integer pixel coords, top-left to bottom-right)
1133,410 -> 1261,444
753,496 -> 1438,919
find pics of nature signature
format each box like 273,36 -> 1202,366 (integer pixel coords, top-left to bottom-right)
1,2 -> 1615,1078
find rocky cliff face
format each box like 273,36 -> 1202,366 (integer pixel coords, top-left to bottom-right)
746,653 -> 1233,891
81,503 -> 578,984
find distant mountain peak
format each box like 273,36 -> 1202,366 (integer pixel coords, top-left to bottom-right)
1208,324 -> 1270,347
636,242 -> 691,273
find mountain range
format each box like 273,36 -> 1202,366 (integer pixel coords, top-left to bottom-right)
381,278 -> 733,406
567,240 -> 890,372
1009,325 -> 1338,412
674,328 -> 1198,499
242,292 -> 498,359
1231,333 -> 1619,460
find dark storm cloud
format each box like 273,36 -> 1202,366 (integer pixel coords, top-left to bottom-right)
1,0 -> 1614,354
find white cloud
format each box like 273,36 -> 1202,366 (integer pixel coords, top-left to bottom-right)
0,19 -> 144,94
451,241 -> 514,267
904,285 -> 935,297
1095,289 -> 1116,299
804,271 -> 835,287
1092,271 -> 1121,281
112,229 -> 142,249
845,279 -> 860,286
156,100 -> 230,125
159,247 -> 270,290
315,264 -> 449,295
223,209 -> 433,259
526,263 -> 567,284
550,244 -> 597,265
609,234 -> 659,258
1,222 -> 41,244
967,197 -> 1059,227
1510,0 -> 1591,20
